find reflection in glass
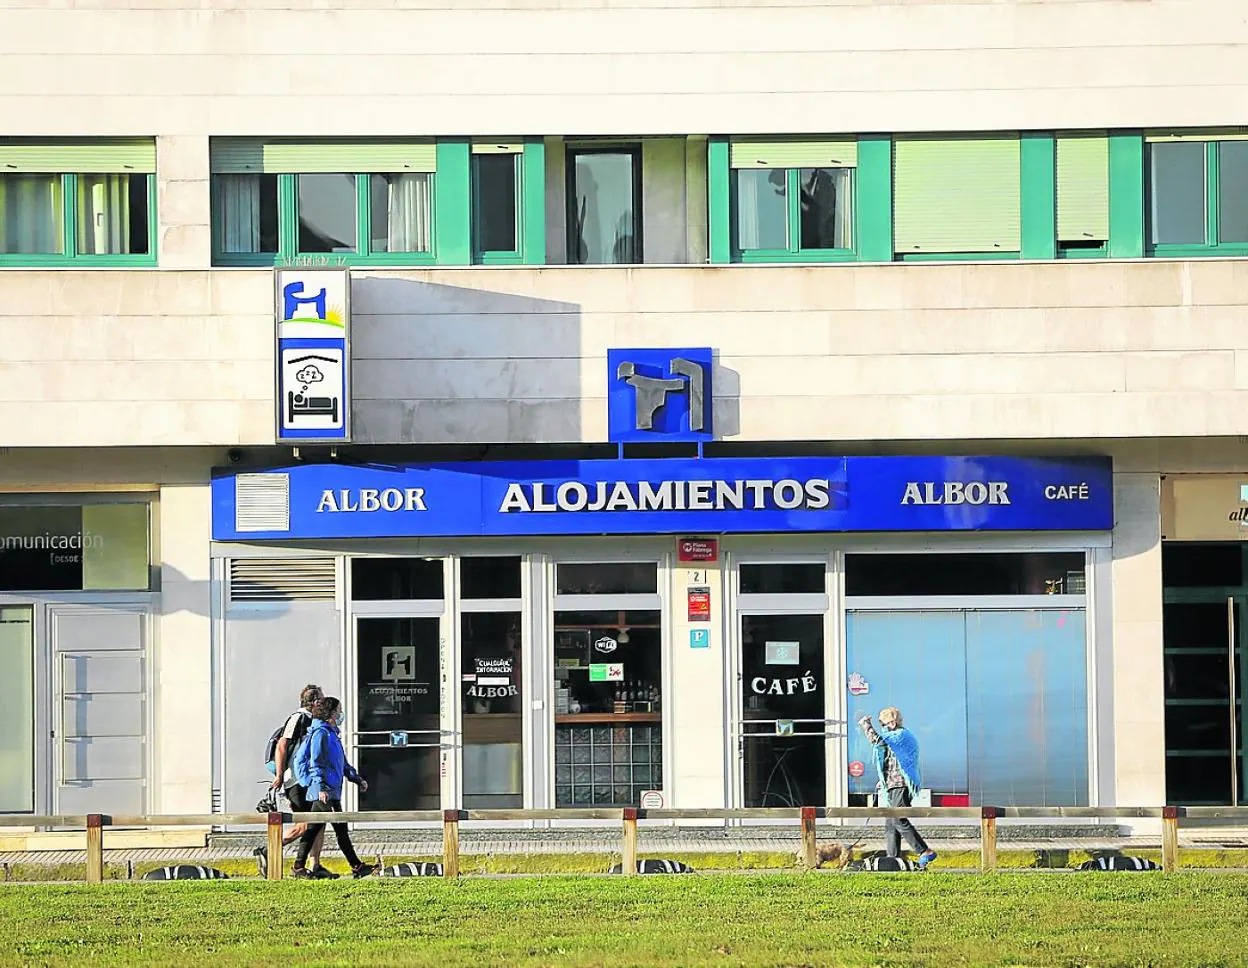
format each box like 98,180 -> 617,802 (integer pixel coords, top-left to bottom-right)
0,504 -> 150,592
845,552 -> 1086,596
298,173 -> 357,253
474,153 -> 518,253
1162,543 -> 1242,588
370,173 -> 431,253
798,167 -> 852,249
741,613 -> 825,807
351,557 -> 444,601
1218,141 -> 1248,243
1149,142 -> 1206,245
0,174 -> 63,254
462,612 -> 523,808
569,151 -> 637,264
734,169 -> 787,250
556,561 -> 657,595
740,563 -> 825,595
214,173 -> 278,253
356,617 -> 441,810
461,556 -> 522,599
0,607 -> 34,812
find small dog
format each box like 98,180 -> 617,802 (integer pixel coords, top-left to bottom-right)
807,843 -> 922,872
807,842 -> 860,869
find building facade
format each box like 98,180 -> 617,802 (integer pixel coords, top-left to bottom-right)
1,0 -> 1246,825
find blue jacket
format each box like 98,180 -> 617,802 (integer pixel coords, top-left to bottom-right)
294,718 -> 361,801
869,726 -> 922,799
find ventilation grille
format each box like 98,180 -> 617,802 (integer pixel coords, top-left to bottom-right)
229,558 -> 336,602
235,473 -> 290,533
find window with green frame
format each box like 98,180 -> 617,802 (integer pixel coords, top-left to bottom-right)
1056,133 -> 1110,258
729,139 -> 856,261
472,143 -> 522,263
210,139 -> 437,265
0,139 -> 156,265
1146,130 -> 1248,255
893,135 -> 1021,259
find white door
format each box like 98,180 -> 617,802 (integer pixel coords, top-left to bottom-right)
50,604 -> 150,816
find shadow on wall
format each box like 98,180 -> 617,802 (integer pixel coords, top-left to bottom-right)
349,275 -> 585,445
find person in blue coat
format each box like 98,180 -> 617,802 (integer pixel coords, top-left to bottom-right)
858,706 -> 937,869
292,696 -> 376,879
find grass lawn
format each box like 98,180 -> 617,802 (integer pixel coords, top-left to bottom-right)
2,873 -> 1247,967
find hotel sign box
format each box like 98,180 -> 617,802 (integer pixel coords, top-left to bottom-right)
275,268 -> 351,444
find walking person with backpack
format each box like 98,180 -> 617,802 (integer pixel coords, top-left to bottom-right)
254,684 -> 333,878
293,696 -> 376,879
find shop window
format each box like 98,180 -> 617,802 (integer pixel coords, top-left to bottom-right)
351,557 -> 444,601
461,556 -> 522,599
462,610 -> 523,809
210,138 -> 437,266
845,552 -> 1085,597
472,147 -> 521,262
1147,133 -> 1248,255
1162,542 -> 1243,588
739,562 -> 825,595
0,606 -> 34,813
729,139 -> 856,261
0,139 -> 156,265
567,147 -> 641,264
0,503 -> 150,592
846,608 -> 1089,808
893,135 -> 1021,258
553,608 -> 662,808
556,561 -> 657,595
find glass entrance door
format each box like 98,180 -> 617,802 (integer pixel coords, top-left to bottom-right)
1163,596 -> 1244,805
354,616 -> 444,810
739,613 -> 827,807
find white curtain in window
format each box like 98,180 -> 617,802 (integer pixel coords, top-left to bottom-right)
737,171 -> 761,250
216,174 -> 261,253
0,174 -> 62,254
830,168 -> 852,249
388,173 -> 432,252
76,174 -> 130,255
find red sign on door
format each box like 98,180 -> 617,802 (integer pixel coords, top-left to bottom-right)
677,538 -> 718,562
687,586 -> 711,621
848,761 -> 866,778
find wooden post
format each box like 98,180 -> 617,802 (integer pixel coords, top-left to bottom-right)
1161,806 -> 1180,873
622,807 -> 639,876
442,809 -> 460,879
266,812 -> 284,881
980,807 -> 998,873
85,814 -> 104,884
800,807 -> 818,869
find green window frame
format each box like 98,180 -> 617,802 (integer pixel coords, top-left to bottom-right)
471,143 -> 523,264
727,139 -> 857,262
1146,130 -> 1248,258
0,139 -> 157,267
210,139 -> 439,267
893,135 -> 1021,261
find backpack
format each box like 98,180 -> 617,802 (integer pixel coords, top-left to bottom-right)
264,711 -> 311,778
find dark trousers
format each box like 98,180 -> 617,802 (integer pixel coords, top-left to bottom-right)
295,797 -> 362,869
885,786 -> 930,858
